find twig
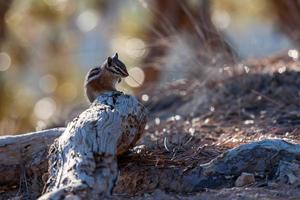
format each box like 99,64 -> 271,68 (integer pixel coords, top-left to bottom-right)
251,89 -> 284,107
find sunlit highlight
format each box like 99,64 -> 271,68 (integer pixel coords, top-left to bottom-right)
125,38 -> 146,58
278,66 -> 286,74
76,10 -> 99,32
288,49 -> 299,60
0,52 -> 11,71
39,74 -> 58,93
125,67 -> 145,87
44,0 -> 68,10
212,10 -> 231,30
34,97 -> 57,120
141,94 -> 149,102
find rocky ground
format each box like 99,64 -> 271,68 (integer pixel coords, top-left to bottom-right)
114,52 -> 300,199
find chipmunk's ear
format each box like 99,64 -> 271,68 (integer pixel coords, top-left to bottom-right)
107,56 -> 112,66
114,53 -> 118,59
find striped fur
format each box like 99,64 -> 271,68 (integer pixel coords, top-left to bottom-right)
106,55 -> 129,77
85,67 -> 101,84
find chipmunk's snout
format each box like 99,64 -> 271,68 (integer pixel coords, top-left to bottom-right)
120,68 -> 129,77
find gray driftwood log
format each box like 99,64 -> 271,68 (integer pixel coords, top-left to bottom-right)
39,91 -> 147,199
0,128 -> 65,189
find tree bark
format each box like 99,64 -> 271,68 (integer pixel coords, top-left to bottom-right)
0,0 -> 13,45
271,0 -> 300,45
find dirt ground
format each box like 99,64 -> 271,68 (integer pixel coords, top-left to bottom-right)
114,52 -> 300,199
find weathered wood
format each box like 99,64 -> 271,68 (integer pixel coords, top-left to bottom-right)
0,128 -> 65,187
39,91 -> 147,199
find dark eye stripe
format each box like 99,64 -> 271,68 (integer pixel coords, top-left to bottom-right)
115,65 -> 128,75
106,67 -> 120,75
114,67 -> 124,75
107,58 -> 129,76
115,60 -> 125,67
106,66 -> 127,77
115,60 -> 127,70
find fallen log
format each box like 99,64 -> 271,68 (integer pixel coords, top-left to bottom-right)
0,128 -> 65,189
39,91 -> 147,199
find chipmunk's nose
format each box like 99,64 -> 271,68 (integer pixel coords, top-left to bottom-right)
122,68 -> 129,77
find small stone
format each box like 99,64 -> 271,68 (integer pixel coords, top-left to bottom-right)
65,194 -> 81,200
235,172 -> 255,187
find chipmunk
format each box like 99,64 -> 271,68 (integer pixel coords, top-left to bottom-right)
85,53 -> 129,103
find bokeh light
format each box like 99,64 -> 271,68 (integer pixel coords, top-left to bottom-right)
0,52 -> 11,71
141,94 -> 149,102
288,49 -> 299,60
39,74 -> 58,93
76,9 -> 99,32
212,10 -> 231,30
125,67 -> 145,87
43,0 -> 68,10
34,97 -> 57,120
125,38 -> 146,58
36,120 -> 47,131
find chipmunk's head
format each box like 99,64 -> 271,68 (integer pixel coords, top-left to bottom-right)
104,53 -> 129,78
85,53 -> 128,102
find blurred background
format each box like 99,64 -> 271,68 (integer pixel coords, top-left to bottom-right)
0,0 -> 299,135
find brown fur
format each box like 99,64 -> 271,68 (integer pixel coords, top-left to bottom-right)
85,69 -> 118,103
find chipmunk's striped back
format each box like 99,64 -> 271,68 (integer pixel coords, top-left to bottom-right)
86,67 -> 101,84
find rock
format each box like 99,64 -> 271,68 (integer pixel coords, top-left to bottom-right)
275,160 -> 300,185
235,172 -> 255,187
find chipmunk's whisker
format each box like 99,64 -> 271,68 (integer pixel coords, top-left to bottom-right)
128,74 -> 143,87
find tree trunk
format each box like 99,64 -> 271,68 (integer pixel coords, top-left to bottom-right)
141,0 -> 236,87
271,0 -> 300,45
0,0 -> 13,44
